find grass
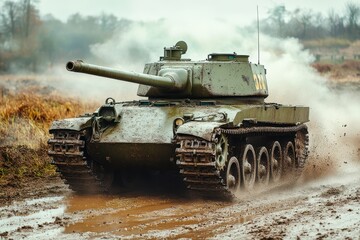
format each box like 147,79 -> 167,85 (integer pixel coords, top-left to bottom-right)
303,38 -> 352,49
312,60 -> 360,81
0,78 -> 97,185
305,39 -> 360,65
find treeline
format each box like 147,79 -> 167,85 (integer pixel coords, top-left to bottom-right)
262,2 -> 360,47
0,0 -> 130,72
0,0 -> 359,73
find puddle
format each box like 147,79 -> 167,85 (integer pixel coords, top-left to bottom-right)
0,167 -> 359,239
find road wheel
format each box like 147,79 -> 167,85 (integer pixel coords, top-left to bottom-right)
283,141 -> 296,177
257,146 -> 270,186
241,144 -> 256,190
226,157 -> 241,194
270,141 -> 282,182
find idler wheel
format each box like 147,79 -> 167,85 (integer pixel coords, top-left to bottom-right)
241,144 -> 256,189
226,157 -> 241,194
270,141 -> 283,182
215,134 -> 228,170
256,146 -> 270,186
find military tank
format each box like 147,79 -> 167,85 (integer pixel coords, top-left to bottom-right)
48,41 -> 309,197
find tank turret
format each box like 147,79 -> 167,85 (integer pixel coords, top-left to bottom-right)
66,41 -> 268,99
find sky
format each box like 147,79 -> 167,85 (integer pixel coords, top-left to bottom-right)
37,0 -> 351,25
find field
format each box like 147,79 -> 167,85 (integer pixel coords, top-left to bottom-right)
312,60 -> 360,83
0,75 -> 97,202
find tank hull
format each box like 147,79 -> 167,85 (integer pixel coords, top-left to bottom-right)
48,100 -> 309,196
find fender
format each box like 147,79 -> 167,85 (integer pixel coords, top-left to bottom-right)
175,121 -> 223,141
49,117 -> 93,133
233,105 -> 309,126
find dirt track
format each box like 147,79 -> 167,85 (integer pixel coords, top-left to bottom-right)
1,160 -> 359,239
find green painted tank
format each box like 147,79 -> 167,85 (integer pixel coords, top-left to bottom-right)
48,41 -> 309,196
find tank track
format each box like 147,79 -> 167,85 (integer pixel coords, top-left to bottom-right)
175,135 -> 231,196
48,130 -> 109,193
175,124 -> 309,197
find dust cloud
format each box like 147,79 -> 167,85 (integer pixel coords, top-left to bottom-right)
45,65 -> 139,103
256,35 -> 360,181
56,19 -> 359,179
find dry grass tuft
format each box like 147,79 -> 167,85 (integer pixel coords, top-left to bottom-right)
0,78 -> 97,184
341,60 -> 360,71
0,92 -> 95,128
311,63 -> 332,73
0,144 -> 54,185
312,60 -> 360,82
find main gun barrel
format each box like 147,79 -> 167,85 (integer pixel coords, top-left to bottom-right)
66,60 -> 188,90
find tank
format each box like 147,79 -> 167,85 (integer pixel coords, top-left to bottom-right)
48,41 -> 309,196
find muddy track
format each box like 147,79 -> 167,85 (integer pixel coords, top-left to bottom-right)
175,124 -> 309,198
48,130 -> 113,194
0,164 -> 359,239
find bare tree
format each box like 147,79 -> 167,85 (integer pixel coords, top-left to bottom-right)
0,0 -> 41,71
267,5 -> 287,37
298,10 -> 314,39
328,9 -> 345,37
1,1 -> 20,39
344,2 -> 360,39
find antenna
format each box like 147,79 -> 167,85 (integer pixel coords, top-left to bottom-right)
257,5 -> 260,64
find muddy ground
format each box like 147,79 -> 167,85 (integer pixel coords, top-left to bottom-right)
0,161 -> 359,239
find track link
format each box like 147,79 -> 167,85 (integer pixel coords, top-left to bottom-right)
175,124 -> 309,198
48,130 -> 108,193
175,135 -> 233,197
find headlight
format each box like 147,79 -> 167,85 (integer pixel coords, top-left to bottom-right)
99,105 -> 116,122
174,118 -> 184,126
173,117 -> 184,134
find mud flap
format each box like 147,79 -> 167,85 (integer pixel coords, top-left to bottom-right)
49,116 -> 93,133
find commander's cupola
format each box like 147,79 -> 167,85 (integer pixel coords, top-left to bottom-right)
160,41 -> 188,61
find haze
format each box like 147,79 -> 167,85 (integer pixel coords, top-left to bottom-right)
38,0 -> 350,24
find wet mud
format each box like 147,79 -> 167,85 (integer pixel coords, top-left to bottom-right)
1,162 -> 359,239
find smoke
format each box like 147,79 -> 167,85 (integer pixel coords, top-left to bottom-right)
54,19 -> 360,177
44,65 -> 139,102
48,19 -> 260,102
258,36 -> 360,179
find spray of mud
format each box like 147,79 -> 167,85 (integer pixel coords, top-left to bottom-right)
50,19 -> 359,182
257,36 -> 360,181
